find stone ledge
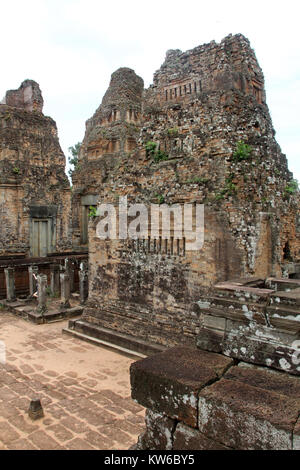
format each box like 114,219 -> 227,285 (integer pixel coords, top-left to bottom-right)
0,299 -> 83,324
130,346 -> 234,428
131,349 -> 300,450
198,364 -> 300,450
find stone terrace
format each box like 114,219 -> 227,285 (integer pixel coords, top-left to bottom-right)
0,311 -> 145,450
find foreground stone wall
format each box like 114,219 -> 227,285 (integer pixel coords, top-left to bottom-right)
0,80 -> 72,256
130,347 -> 300,450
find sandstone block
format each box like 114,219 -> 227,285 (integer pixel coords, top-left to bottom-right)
198,364 -> 300,450
173,422 -> 230,450
130,346 -> 233,428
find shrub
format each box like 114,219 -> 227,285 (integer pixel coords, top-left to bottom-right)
232,140 -> 252,162
285,179 -> 298,195
155,194 -> 165,204
88,206 -> 98,218
145,141 -> 168,163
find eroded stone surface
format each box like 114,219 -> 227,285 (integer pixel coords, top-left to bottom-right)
173,422 -> 230,450
136,409 -> 176,450
130,346 -> 233,427
198,366 -> 300,449
0,80 -> 71,256
2,80 -> 43,112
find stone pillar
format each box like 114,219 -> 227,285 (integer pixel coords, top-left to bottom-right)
60,273 -> 71,310
64,258 -> 75,293
37,274 -> 47,313
50,264 -> 60,297
28,266 -> 38,298
4,267 -> 16,302
80,260 -> 88,272
79,269 -> 89,305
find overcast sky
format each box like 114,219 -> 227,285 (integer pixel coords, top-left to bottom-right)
1,0 -> 299,181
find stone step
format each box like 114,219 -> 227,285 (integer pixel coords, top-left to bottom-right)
197,296 -> 268,324
270,290 -> 300,307
266,305 -> 300,332
214,283 -> 275,301
266,277 -> 300,292
62,327 -> 147,359
65,319 -> 166,357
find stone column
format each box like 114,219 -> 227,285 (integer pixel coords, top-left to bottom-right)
50,264 -> 60,297
80,260 -> 88,272
37,274 -> 47,313
60,273 -> 71,310
79,269 -> 89,305
64,258 -> 75,293
28,266 -> 38,298
4,267 -> 16,302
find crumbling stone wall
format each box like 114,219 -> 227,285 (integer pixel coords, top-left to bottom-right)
71,34 -> 300,349
1,80 -> 44,113
0,80 -> 71,256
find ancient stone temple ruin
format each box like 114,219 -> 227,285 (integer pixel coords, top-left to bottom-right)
1,33 -> 300,451
68,34 -> 300,358
0,79 -> 86,309
0,79 -> 72,257
71,67 -> 144,249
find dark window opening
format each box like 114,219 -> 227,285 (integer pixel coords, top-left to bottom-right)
283,241 -> 292,261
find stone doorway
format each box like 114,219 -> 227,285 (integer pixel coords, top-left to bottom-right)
32,219 -> 50,257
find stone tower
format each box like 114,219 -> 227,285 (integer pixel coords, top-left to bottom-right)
0,80 -> 71,257
70,34 -> 300,350
71,67 -> 144,247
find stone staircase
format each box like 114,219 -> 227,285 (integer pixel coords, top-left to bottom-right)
196,277 -> 300,375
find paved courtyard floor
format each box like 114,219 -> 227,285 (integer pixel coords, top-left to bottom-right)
0,310 -> 145,450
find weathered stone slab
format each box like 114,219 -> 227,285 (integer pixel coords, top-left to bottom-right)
214,282 -> 274,298
270,290 -> 300,305
198,365 -> 300,450
136,409 -> 175,450
222,320 -> 300,374
266,277 -> 300,291
173,422 -> 230,450
196,327 -> 224,353
229,277 -> 265,287
130,346 -> 233,428
226,363 -> 300,397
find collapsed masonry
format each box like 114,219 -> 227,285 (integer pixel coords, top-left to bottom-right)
0,79 -> 72,257
69,33 -> 300,354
